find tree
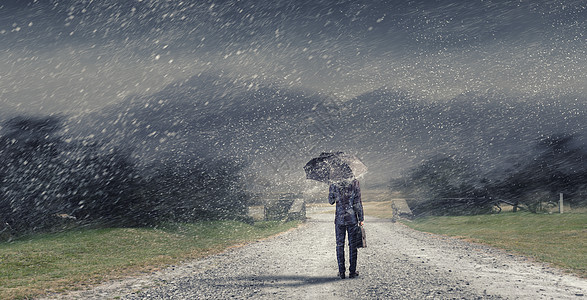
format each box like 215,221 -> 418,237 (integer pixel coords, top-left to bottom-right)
139,156 -> 250,223
391,155 -> 491,216
60,141 -> 143,226
0,116 -> 67,234
0,115 -> 144,237
493,134 -> 587,211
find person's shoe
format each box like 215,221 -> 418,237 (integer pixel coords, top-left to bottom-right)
349,271 -> 359,278
338,272 -> 346,279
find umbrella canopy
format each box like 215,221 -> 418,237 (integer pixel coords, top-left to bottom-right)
304,152 -> 367,183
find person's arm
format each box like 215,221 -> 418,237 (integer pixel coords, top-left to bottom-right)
328,183 -> 336,205
354,180 -> 364,225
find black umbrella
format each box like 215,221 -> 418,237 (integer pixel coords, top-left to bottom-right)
304,152 -> 367,183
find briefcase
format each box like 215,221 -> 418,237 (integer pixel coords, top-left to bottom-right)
353,224 -> 367,248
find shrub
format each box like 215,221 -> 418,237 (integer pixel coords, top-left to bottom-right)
0,115 -> 251,240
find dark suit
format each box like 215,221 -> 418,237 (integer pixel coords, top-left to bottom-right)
329,179 -> 363,275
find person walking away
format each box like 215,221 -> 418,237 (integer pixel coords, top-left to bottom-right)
329,178 -> 364,279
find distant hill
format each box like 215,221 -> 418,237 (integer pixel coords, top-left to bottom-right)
66,73 -> 342,192
340,88 -> 586,183
66,73 -> 586,194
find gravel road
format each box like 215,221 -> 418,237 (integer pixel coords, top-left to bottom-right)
45,206 -> 586,299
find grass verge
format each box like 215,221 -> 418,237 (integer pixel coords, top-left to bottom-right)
360,201 -> 586,277
402,212 -> 586,278
0,220 -> 301,299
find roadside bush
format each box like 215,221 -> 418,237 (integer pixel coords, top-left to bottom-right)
138,156 -> 250,224
390,155 -> 492,216
392,134 -> 587,216
0,116 -> 68,235
405,197 -> 494,217
0,115 -> 251,240
490,134 -> 587,211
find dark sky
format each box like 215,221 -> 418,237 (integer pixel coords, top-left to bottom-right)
0,0 -> 585,114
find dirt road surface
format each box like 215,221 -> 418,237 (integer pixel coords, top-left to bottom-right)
44,207 -> 586,299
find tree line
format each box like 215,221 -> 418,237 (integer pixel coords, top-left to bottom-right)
391,134 -> 587,217
0,115 -> 250,241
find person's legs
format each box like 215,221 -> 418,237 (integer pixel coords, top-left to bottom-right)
335,224 -> 346,277
348,224 -> 359,277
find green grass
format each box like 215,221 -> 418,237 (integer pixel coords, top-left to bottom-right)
402,212 -> 587,278
0,220 -> 301,299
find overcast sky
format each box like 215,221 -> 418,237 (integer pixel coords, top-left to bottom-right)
1,0 -> 585,114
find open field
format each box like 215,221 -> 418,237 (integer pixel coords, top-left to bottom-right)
403,212 -> 587,278
362,200 -> 396,219
0,220 -> 301,299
